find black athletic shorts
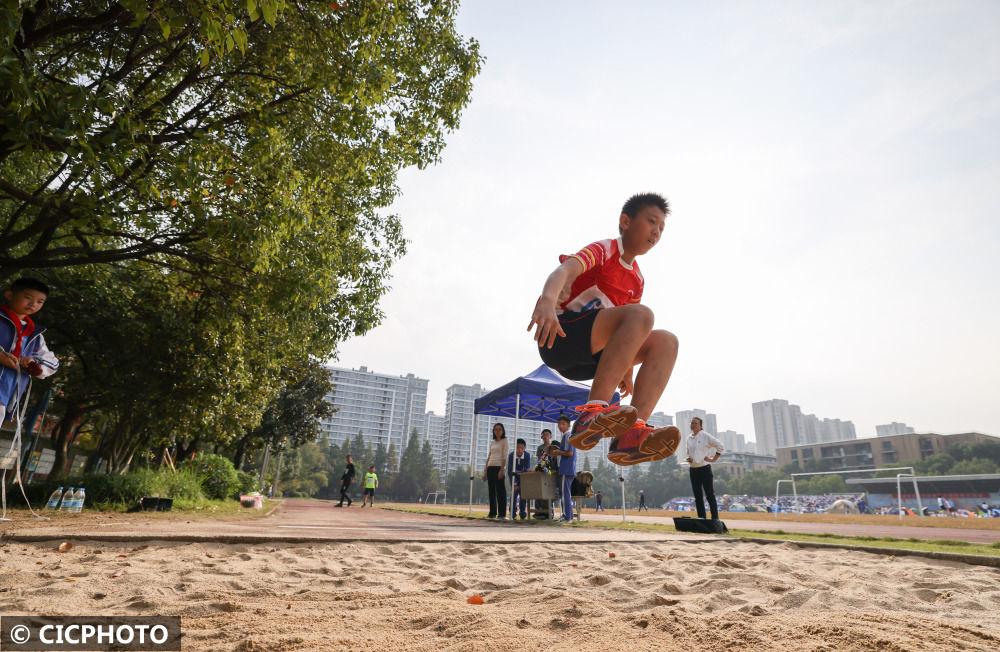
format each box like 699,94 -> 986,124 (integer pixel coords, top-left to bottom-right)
538,309 -> 602,380
364,488 -> 375,497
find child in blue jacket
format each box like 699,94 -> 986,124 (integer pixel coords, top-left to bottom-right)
0,278 -> 59,422
507,438 -> 532,520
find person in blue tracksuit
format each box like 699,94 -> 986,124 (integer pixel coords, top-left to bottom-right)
0,278 -> 59,422
550,415 -> 576,522
507,438 -> 532,520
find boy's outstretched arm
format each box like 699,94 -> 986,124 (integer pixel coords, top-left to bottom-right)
24,336 -> 59,378
527,258 -> 584,349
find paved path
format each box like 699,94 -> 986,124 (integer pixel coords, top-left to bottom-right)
2,499 -> 709,544
5,500 -> 997,545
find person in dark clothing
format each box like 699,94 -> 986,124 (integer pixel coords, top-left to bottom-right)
638,490 -> 648,511
684,417 -> 724,520
507,438 -> 532,520
335,454 -> 356,507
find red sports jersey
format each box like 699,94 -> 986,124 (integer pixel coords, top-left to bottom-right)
559,237 -> 644,313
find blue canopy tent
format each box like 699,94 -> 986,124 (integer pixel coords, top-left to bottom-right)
470,365 -> 625,521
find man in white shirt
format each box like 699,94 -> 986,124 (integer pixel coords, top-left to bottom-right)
684,417 -> 724,520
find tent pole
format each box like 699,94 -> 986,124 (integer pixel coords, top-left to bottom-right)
619,463 -> 627,524
511,394 -> 520,521
469,413 -> 478,515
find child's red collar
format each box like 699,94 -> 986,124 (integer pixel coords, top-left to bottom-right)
0,305 -> 34,357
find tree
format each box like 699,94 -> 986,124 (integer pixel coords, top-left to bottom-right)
41,258 -> 338,477
279,441 -> 328,497
798,474 -> 849,495
1,0 -> 481,279
351,432 -> 366,460
947,459 -> 998,475
394,429 -> 422,500
230,359 -> 334,470
445,465 -> 486,504
729,470 -> 787,498
419,440 -> 440,496
385,441 -> 398,495
373,441 -> 389,477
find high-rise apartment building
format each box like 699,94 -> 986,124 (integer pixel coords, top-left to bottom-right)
442,383 -> 485,476
752,398 -> 856,455
423,411 -> 446,474
441,383 -> 556,476
675,409 -> 718,438
320,366 -> 429,462
822,418 -> 857,442
717,429 -> 747,453
876,422 -> 915,437
649,411 -> 674,427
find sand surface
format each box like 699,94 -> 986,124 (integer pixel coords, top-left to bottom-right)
3,535 -> 1000,651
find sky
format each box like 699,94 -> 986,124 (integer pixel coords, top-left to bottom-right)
335,1 -> 1000,443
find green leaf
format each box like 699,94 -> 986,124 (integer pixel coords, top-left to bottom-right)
261,0 -> 278,26
200,49 -> 210,68
232,28 -> 248,53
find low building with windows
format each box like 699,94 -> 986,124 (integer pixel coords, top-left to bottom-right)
777,432 -> 999,472
712,452 -> 778,478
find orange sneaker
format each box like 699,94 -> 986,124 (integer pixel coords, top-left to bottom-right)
567,403 -> 638,451
607,423 -> 681,466
639,425 -> 681,458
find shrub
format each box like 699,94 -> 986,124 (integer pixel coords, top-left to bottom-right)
182,453 -> 241,500
160,468 -> 206,502
236,470 -> 258,495
20,468 -> 205,509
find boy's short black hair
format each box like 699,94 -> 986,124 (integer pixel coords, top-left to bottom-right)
10,278 -> 49,295
516,438 -> 526,446
619,192 -> 670,235
621,192 -> 669,219
541,428 -> 552,436
557,415 -> 571,425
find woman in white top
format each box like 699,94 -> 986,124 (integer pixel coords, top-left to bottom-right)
482,423 -> 509,519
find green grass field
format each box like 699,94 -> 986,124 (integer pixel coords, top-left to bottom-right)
385,504 -> 1000,558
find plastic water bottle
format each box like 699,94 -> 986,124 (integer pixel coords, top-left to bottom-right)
45,486 -> 64,509
72,487 -> 86,513
59,487 -> 75,511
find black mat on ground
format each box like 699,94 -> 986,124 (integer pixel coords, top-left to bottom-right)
673,517 -> 728,534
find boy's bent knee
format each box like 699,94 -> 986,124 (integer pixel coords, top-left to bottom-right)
623,304 -> 655,329
660,329 -> 679,352
647,329 -> 678,354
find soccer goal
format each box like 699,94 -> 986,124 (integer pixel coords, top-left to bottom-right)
425,491 -> 447,505
774,467 -> 924,520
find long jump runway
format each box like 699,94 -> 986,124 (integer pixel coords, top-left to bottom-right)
1,499 -> 709,545
4,500 -> 1000,650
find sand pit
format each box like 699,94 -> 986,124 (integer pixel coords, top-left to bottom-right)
2,537 -> 1000,651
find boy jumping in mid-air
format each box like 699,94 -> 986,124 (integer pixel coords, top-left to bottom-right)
0,278 -> 59,422
527,193 -> 681,466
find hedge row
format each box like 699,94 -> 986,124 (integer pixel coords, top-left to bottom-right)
13,454 -> 257,509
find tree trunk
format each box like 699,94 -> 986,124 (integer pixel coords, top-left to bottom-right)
232,433 -> 252,470
49,400 -> 86,479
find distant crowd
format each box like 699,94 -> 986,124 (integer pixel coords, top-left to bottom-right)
664,493 -> 1000,517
